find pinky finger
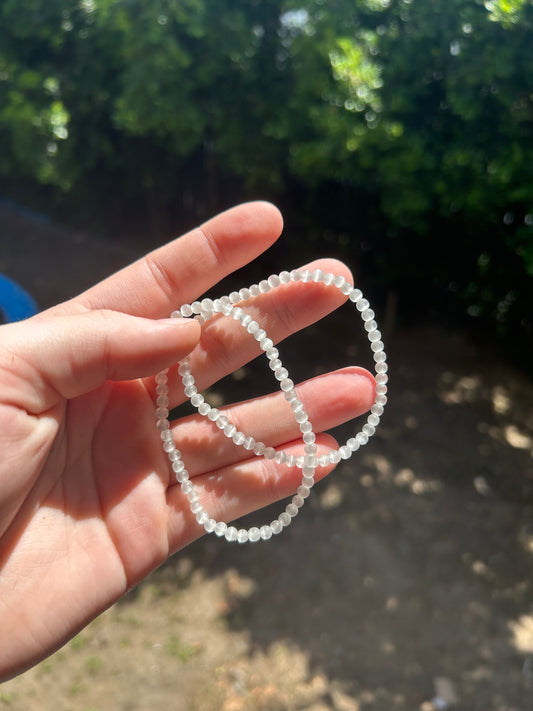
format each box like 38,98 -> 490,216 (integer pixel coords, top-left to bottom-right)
166,435 -> 338,550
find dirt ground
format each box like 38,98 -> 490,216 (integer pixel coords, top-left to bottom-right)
1,204 -> 532,711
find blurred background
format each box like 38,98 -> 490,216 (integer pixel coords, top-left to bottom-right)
1,1 -> 533,709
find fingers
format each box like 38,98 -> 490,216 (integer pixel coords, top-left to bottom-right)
170,367 -> 374,476
153,257 -> 355,405
166,437 -> 339,550
69,202 -> 284,318
0,312 -> 200,409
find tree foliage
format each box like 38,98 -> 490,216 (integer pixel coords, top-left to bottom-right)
0,0 -> 532,355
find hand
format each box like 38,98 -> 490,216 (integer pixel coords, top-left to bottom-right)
0,202 -> 375,679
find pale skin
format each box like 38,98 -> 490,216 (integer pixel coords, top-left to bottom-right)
0,202 -> 375,680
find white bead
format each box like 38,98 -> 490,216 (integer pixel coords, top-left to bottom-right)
155,407 -> 169,419
184,385 -> 197,397
286,503 -> 299,517
225,526 -> 238,542
339,445 -> 351,459
224,423 -> 237,438
258,280 -> 270,293
312,268 -> 324,282
340,281 -> 353,295
198,402 -> 210,416
349,289 -> 362,302
180,304 -> 193,317
264,447 -> 276,459
368,413 -> 381,425
356,298 -> 369,311
292,494 -> 305,508
204,518 -> 216,533
239,287 -> 251,300
249,284 -> 261,297
279,271 -> 291,284
237,529 -> 249,543
163,440 -> 175,452
270,520 -> 283,534
297,485 -> 310,499
253,442 -> 266,456
248,527 -> 261,542
279,512 -> 291,526
190,393 -> 204,407
268,274 -> 281,288
363,423 -> 375,437
214,521 -> 227,536
232,431 -> 246,446
260,525 -> 273,540
280,378 -> 294,392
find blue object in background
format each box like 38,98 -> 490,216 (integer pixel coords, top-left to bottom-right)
0,274 -> 38,322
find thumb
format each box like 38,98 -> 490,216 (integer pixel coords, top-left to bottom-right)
0,310 -> 201,407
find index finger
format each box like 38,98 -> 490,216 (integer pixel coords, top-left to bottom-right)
67,202 -> 284,318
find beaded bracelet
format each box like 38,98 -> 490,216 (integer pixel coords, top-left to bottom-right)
155,268 -> 388,543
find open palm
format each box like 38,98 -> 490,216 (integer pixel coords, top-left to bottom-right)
0,203 -> 375,679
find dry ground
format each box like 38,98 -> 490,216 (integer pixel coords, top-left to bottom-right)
1,204 -> 532,710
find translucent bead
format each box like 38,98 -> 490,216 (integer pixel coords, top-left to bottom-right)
374,351 -> 387,362
319,454 -> 330,466
254,442 -> 266,456
279,271 -> 291,284
180,304 -> 193,317
247,320 -> 260,334
364,320 -> 378,332
155,407 -> 169,419
269,358 -> 282,371
339,445 -> 351,459
173,460 -> 185,473
155,372 -> 168,384
295,456 -> 305,468
340,281 -> 353,295
274,451 -> 287,464
249,284 -> 261,297
371,404 -> 384,416
301,269 -> 312,282
237,529 -> 249,543
363,423 -> 375,437
248,527 -> 261,542
163,440 -> 175,453
260,525 -> 273,540
181,480 -> 193,494
304,454 -> 316,467
207,408 -> 220,421
280,378 -> 294,392
184,385 -> 197,397
156,394 -> 169,407
186,488 -> 199,502
323,272 -> 335,286
169,450 -> 181,462
190,501 -> 203,514
290,269 -> 302,281
368,413 -> 381,425
175,470 -> 188,483
302,475 -> 315,488
297,485 -> 310,499
198,402 -> 210,416
303,432 -> 316,444
286,503 -> 299,517
201,298 -> 213,312
232,431 -> 246,446
375,394 -> 388,405
241,314 -> 252,328
349,289 -> 362,302
224,423 -> 237,438
156,419 -> 169,431
266,347 -> 279,360
361,308 -> 375,321
161,429 -> 173,441
216,415 -> 229,430
347,438 -> 360,451
239,287 -> 251,300
258,280 -> 270,293
255,329 -> 266,341
229,291 -> 241,304
295,411 -> 308,424
333,275 -> 345,288
268,274 -> 281,288
204,518 -> 216,533
376,373 -> 388,385
312,268 -> 324,282
225,526 -> 238,542
371,340 -> 384,352
356,298 -> 370,312
156,383 -> 167,394
274,367 -> 289,381
231,306 -> 244,320
171,311 -> 181,319
356,432 -> 369,446
376,384 -> 388,395
292,494 -> 305,508
285,455 -> 296,467
376,362 -> 388,374
271,519 -> 283,534
260,337 -> 274,351
369,330 -> 382,342
190,393 -> 204,407
196,511 -> 209,525
329,450 -> 341,464
243,436 -> 255,450
191,301 -> 202,313
304,443 -> 317,455
278,512 -> 291,527
264,447 -> 276,459
214,521 -> 227,536
300,421 -> 313,434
